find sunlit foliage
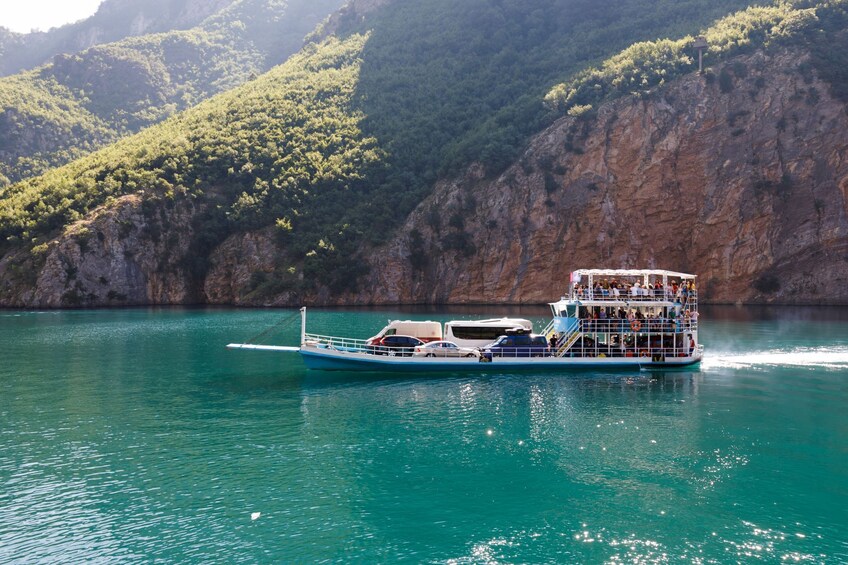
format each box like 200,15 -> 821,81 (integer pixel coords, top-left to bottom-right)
0,0 -> 344,185
545,0 -> 848,114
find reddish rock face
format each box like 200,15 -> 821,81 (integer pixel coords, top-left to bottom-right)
349,49 -> 848,305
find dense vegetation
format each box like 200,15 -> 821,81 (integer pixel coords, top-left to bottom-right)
343,0 -> 760,182
3,0 -> 848,298
545,0 -> 848,114
0,0 -> 344,185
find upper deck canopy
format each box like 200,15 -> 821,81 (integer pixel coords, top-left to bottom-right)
570,269 -> 696,279
549,268 -> 699,308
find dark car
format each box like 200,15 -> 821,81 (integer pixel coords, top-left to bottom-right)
482,334 -> 549,359
370,335 -> 425,356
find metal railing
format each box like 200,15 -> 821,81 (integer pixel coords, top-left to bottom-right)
303,333 -> 442,357
560,346 -> 699,359
577,318 -> 698,334
570,289 -> 699,305
303,332 -> 371,352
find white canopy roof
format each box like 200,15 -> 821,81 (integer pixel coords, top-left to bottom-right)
571,269 -> 696,279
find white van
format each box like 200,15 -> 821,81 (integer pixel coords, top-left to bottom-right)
367,320 -> 443,344
443,318 -> 534,347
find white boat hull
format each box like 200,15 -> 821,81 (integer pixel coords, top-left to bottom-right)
299,345 -> 701,372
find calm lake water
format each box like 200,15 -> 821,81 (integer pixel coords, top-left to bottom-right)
1,305 -> 847,563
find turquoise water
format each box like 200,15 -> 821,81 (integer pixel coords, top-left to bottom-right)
1,306 -> 847,563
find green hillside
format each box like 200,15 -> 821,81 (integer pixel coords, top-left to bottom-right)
0,0 -> 344,185
3,0 -> 846,297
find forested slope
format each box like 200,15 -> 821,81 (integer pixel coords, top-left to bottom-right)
0,0 -> 345,186
2,0 -> 848,306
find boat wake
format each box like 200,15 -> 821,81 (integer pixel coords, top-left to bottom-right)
703,347 -> 848,370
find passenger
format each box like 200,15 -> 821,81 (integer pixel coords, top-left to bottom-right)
550,334 -> 558,350
689,336 -> 696,355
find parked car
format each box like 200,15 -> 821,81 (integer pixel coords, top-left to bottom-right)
412,341 -> 481,358
482,334 -> 549,359
369,335 -> 424,356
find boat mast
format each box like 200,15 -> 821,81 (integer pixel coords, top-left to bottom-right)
300,307 -> 307,346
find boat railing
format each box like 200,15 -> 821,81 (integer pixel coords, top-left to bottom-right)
577,318 -> 697,334
303,332 -> 372,353
302,332 -> 444,357
480,345 -> 698,359
570,289 -> 699,305
562,346 -> 698,359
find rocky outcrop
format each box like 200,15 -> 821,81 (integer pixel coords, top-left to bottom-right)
348,48 -> 848,305
0,195 -> 198,307
204,230 -> 297,306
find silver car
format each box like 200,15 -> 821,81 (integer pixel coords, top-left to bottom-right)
413,341 -> 481,358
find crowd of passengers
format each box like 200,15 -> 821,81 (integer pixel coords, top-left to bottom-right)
576,304 -> 699,331
573,279 -> 697,303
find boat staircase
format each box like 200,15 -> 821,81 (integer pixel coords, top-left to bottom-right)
542,319 -> 582,357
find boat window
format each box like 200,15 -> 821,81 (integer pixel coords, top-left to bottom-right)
449,326 -> 516,340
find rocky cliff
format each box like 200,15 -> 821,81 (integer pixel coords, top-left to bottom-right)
2,47 -> 847,307
350,48 -> 848,305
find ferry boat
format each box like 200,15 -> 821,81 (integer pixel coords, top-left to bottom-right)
228,269 -> 703,372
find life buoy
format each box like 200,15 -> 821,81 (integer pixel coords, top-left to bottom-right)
639,350 -> 650,358
630,320 -> 642,332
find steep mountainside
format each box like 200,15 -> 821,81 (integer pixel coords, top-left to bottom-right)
350,48 -> 848,305
1,0 -> 847,307
0,0 -> 345,185
0,0 -> 236,76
